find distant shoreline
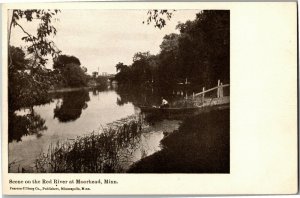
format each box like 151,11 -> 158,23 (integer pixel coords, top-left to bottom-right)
48,87 -> 91,93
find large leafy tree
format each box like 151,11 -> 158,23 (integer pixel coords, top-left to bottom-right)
115,62 -> 131,84
53,55 -> 81,71
53,54 -> 87,87
8,9 -> 61,142
61,63 -> 88,87
176,10 -> 230,86
8,46 -> 56,111
131,52 -> 152,84
8,9 -> 61,110
158,33 -> 180,85
142,10 -> 229,88
116,62 -> 129,73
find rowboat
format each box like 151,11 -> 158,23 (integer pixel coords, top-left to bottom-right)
139,106 -> 200,114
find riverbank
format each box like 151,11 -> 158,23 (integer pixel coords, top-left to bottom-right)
9,85 -> 229,173
128,108 -> 230,173
48,87 -> 91,93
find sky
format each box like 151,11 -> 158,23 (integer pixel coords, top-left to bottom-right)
10,10 -> 200,74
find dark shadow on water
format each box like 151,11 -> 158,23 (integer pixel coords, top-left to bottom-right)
8,89 -> 91,142
128,108 -> 230,173
143,112 -> 165,125
8,111 -> 47,142
53,90 -> 90,122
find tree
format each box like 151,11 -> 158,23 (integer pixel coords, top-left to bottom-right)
147,55 -> 159,83
159,33 -> 179,52
131,52 -> 152,84
8,10 -> 61,142
53,55 -> 81,71
157,34 -> 180,85
144,10 -> 229,87
8,46 -> 54,111
115,62 -> 131,84
61,63 -> 88,87
8,46 -> 29,70
132,52 -> 150,62
176,10 -> 230,86
115,62 -> 128,73
8,9 -> 61,110
8,9 -> 61,68
53,54 -> 87,87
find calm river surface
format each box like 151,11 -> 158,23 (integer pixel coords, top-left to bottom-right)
8,88 -> 181,172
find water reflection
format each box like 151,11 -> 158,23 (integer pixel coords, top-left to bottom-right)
8,86 -> 190,172
35,115 -> 180,173
8,89 -> 137,172
8,110 -> 47,142
8,85 -> 189,143
53,90 -> 90,122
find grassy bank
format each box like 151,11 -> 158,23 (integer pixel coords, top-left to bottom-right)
35,117 -> 143,173
128,108 -> 230,173
34,108 -> 229,173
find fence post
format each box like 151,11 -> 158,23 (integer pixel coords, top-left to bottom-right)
202,87 -> 205,102
192,92 -> 195,99
220,82 -> 223,97
217,79 -> 220,98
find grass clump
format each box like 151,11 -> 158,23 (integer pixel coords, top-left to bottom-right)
35,117 -> 143,173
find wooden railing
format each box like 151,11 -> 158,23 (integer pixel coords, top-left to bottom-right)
171,80 -> 229,108
190,80 -> 230,107
194,83 -> 229,98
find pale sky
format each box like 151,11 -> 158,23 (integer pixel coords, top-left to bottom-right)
10,10 -> 200,74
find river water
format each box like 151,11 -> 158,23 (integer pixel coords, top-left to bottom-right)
8,88 -> 182,173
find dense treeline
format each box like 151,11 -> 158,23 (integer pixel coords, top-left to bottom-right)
8,9 -> 229,143
115,10 -> 229,88
8,49 -> 89,111
8,47 -> 91,142
8,46 -> 57,111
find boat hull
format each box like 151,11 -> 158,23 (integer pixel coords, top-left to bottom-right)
139,106 -> 200,114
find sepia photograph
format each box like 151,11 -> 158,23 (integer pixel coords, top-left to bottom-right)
2,1 -> 298,195
7,8 -> 230,173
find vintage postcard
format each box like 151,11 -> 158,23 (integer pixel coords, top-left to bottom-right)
1,1 -> 298,195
